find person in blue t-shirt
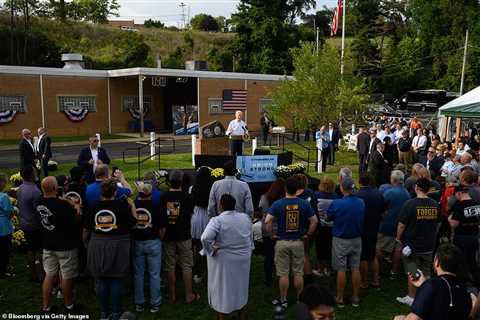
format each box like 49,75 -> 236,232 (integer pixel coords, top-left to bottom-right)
85,164 -> 132,210
327,177 -> 365,307
373,170 -> 410,287
265,176 -> 318,309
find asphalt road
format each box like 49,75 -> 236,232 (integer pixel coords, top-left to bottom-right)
0,140 -> 192,169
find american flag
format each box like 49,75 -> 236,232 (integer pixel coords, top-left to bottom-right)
222,89 -> 247,110
330,0 -> 343,37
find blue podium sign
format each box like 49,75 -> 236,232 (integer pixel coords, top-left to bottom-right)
236,155 -> 278,183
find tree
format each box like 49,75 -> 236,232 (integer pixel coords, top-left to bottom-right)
215,16 -> 227,32
69,0 -> 120,23
301,7 -> 332,37
144,19 -> 165,28
269,42 -> 369,132
230,0 -> 315,74
190,14 -> 219,31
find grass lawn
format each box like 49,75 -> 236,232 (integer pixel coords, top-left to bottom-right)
0,134 -> 131,146
0,150 -> 410,319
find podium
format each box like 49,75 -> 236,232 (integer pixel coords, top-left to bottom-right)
195,121 -> 229,155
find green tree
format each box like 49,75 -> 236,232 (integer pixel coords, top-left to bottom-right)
69,0 -> 120,23
270,42 -> 369,132
230,0 -> 315,74
190,13 -> 219,31
215,16 -> 227,32
144,19 -> 164,28
301,7 -> 332,37
163,47 -> 185,69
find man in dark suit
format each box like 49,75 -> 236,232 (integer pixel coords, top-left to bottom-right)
327,122 -> 342,165
260,112 -> 271,145
36,127 -> 52,177
77,136 -> 110,183
425,147 -> 445,179
356,126 -> 370,173
369,143 -> 389,187
368,129 -> 382,164
19,129 -> 36,169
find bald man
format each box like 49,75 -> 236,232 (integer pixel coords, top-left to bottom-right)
226,110 -> 248,156
37,176 -> 80,313
19,128 -> 36,169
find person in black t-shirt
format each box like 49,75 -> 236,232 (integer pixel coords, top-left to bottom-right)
161,170 -> 198,304
396,178 -> 440,307
449,185 -> 480,285
83,179 -> 136,320
37,176 -> 81,314
394,244 -> 472,320
132,182 -> 167,313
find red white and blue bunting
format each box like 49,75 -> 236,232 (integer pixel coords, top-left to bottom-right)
0,110 -> 17,123
64,108 -> 88,122
128,106 -> 150,120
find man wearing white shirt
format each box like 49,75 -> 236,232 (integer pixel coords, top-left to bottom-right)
377,126 -> 386,142
36,127 -> 52,177
77,136 -> 110,183
411,129 -> 427,164
226,110 -> 248,156
19,128 -> 36,169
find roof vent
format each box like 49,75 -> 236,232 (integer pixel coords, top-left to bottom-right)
62,53 -> 85,70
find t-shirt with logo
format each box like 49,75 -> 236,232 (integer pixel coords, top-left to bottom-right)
84,199 -> 135,236
132,199 -> 168,241
450,199 -> 480,236
398,197 -> 440,253
36,197 -> 78,251
161,191 -> 193,242
267,197 -> 314,240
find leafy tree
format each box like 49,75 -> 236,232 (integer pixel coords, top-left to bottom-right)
301,7 -> 332,37
230,0 -> 315,74
215,16 -> 227,32
207,45 -> 233,71
69,0 -> 120,23
144,19 -> 164,28
269,42 -> 369,132
162,47 -> 185,69
190,13 -> 219,31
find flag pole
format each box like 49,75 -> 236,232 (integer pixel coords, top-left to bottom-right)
340,0 -> 346,76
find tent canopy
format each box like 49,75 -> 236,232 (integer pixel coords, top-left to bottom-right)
439,86 -> 480,118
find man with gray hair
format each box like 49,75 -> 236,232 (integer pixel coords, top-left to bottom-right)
335,167 -> 353,198
226,110 -> 248,156
19,128 -> 36,169
372,170 -> 410,287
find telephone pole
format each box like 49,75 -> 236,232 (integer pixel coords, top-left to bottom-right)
179,2 -> 187,29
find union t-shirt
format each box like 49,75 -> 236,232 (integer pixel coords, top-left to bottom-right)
37,197 -> 78,251
450,199 -> 480,236
84,199 -> 135,235
132,199 -> 168,241
161,191 -> 193,242
398,197 -> 440,253
267,197 -> 314,240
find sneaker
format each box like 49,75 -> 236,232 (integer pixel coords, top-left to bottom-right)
0,272 -> 14,279
135,304 -> 144,312
312,269 -> 324,278
351,299 -> 360,308
396,295 -> 414,306
272,298 -> 288,309
56,290 -> 64,299
63,304 -> 83,314
193,275 -> 202,284
150,305 -> 160,313
389,271 -> 398,280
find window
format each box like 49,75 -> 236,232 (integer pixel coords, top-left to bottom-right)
122,95 -> 153,111
208,98 -> 223,114
0,95 -> 27,112
259,98 -> 273,112
58,95 -> 96,112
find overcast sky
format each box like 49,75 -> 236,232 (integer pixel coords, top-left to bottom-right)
116,0 -> 337,25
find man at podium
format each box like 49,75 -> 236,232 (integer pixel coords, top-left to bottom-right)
226,111 -> 248,156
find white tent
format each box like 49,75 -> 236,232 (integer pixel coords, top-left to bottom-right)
439,86 -> 480,118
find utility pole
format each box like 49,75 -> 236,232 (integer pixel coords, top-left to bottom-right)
316,28 -> 320,55
179,2 -> 187,29
460,29 -> 469,95
340,0 -> 346,76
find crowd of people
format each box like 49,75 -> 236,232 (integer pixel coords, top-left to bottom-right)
1,117 -> 480,320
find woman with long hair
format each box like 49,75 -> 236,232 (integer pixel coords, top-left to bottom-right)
258,178 -> 285,285
190,166 -> 214,283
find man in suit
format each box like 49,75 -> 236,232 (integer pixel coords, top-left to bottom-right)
77,136 -> 110,183
19,129 -> 36,170
425,147 -> 445,179
328,123 -> 342,165
369,143 -> 389,187
368,129 -> 382,164
260,112 -> 271,145
356,126 -> 370,173
36,127 -> 52,177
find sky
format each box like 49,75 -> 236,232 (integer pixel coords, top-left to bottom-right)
115,0 -> 337,26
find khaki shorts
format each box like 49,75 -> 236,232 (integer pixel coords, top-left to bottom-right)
43,249 -> 79,279
402,252 -> 433,277
164,240 -> 193,272
376,233 -> 400,253
275,240 -> 304,277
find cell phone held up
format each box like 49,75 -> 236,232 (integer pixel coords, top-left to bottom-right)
405,260 -> 421,281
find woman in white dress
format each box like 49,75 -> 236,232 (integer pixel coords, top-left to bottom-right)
201,194 -> 253,320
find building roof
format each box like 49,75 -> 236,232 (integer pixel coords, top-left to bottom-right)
0,65 -> 291,81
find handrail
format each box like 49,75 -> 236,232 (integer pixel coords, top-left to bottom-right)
279,133 -> 319,173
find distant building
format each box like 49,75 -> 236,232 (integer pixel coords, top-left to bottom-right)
108,19 -> 135,29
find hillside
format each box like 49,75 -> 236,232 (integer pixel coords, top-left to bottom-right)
0,14 -> 234,70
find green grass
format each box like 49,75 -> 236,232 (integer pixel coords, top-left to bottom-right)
0,134 -> 132,146
0,151 -> 411,319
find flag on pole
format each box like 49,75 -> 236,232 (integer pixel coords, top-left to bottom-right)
222,89 -> 247,110
330,0 -> 343,37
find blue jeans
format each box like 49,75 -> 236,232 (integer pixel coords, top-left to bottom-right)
96,277 -> 124,317
133,239 -> 162,306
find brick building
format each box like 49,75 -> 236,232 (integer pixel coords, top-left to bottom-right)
0,61 -> 284,139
